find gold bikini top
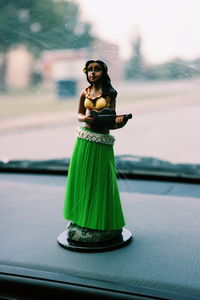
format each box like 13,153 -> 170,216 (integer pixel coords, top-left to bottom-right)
84,87 -> 108,110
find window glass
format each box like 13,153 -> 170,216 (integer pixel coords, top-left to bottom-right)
0,0 -> 200,165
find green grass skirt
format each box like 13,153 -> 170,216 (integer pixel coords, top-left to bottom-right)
64,127 -> 125,230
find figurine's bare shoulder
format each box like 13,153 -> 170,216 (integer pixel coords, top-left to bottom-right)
80,86 -> 91,99
79,90 -> 86,102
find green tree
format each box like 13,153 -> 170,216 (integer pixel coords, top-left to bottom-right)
0,0 -> 94,90
166,59 -> 199,79
148,59 -> 200,81
125,36 -> 145,80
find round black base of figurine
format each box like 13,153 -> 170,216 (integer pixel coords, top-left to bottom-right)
57,228 -> 132,252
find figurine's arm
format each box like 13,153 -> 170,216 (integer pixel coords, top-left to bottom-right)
77,91 -> 94,125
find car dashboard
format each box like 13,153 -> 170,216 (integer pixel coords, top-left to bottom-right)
1,170 -> 200,299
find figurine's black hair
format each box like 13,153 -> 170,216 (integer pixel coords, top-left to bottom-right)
84,60 -> 117,99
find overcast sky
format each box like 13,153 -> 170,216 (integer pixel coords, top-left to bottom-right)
75,0 -> 200,64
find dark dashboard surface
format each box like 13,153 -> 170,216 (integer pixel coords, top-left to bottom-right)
1,173 -> 200,299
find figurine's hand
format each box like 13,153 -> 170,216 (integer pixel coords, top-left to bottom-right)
113,115 -> 128,129
84,116 -> 95,125
110,114 -> 132,130
115,116 -> 124,124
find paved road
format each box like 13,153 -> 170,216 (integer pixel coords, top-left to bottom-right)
0,97 -> 200,164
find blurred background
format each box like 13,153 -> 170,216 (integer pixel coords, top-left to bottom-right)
0,0 -> 200,164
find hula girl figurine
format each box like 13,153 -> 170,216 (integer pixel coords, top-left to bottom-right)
58,60 -> 132,251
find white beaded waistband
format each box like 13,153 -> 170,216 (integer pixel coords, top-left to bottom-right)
77,127 -> 115,145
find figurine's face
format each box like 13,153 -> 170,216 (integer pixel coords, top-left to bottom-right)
87,62 -> 104,83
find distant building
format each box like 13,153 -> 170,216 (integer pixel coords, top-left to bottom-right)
41,48 -> 88,90
41,40 -> 123,96
4,39 -> 123,92
6,45 -> 32,89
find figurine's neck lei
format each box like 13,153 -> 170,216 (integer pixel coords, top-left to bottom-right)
85,86 -> 102,100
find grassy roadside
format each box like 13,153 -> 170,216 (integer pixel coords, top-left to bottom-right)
0,87 -> 78,120
117,78 -> 200,104
1,78 -> 200,120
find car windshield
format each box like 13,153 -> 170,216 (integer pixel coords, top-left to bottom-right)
0,0 -> 200,176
